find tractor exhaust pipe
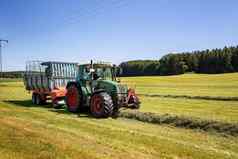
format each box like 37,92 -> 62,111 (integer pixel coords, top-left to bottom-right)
90,60 -> 94,80
90,60 -> 93,69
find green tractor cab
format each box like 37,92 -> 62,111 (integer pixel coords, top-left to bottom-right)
65,61 -> 140,118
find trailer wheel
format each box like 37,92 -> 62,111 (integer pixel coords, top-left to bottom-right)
35,94 -> 41,105
32,93 -> 36,104
66,84 -> 82,112
90,92 -> 113,118
41,95 -> 47,105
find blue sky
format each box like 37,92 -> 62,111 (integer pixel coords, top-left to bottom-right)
0,0 -> 238,71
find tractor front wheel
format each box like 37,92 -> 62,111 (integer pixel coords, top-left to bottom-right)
90,92 -> 113,118
66,84 -> 82,112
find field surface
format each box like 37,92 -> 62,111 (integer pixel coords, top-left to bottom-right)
122,73 -> 238,97
122,73 -> 238,124
0,74 -> 238,159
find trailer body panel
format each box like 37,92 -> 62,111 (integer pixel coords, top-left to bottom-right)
24,61 -> 77,91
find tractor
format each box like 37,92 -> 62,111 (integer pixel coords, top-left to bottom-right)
65,61 -> 140,118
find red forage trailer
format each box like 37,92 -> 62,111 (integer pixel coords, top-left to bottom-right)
23,61 -> 77,107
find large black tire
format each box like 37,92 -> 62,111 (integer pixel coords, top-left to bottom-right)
90,92 -> 114,118
32,93 -> 36,104
32,93 -> 46,105
65,84 -> 82,113
35,94 -> 41,105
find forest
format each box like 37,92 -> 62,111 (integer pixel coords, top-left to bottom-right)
1,46 -> 238,78
119,45 -> 238,76
0,71 -> 24,78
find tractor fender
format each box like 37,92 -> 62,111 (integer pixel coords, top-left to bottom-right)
92,89 -> 106,96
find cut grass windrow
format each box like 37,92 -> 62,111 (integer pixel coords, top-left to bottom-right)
119,110 -> 238,136
139,94 -> 238,101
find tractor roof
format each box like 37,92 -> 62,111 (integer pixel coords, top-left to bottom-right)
41,61 -> 78,66
78,63 -> 113,68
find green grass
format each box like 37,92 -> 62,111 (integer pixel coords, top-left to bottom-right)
121,73 -> 238,124
119,110 -> 238,136
0,76 -> 238,158
0,78 -> 22,83
121,73 -> 238,97
139,96 -> 238,123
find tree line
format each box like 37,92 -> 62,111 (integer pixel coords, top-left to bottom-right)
0,71 -> 24,78
1,45 -> 238,78
119,45 -> 238,76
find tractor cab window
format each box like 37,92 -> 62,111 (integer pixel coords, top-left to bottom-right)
81,66 -> 90,80
95,67 -> 112,80
95,68 -> 102,76
85,66 -> 90,73
103,68 -> 112,80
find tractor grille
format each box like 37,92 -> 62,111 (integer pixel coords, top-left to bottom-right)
117,84 -> 128,105
117,84 -> 128,94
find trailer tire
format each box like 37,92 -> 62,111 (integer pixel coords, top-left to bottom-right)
35,94 -> 41,105
90,92 -> 113,118
41,95 -> 47,105
32,93 -> 36,104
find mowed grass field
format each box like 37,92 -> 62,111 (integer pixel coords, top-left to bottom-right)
122,73 -> 238,97
121,73 -> 238,124
0,74 -> 238,159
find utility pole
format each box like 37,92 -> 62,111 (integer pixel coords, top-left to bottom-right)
0,39 -> 8,73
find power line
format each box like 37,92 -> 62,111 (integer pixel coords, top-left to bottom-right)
0,39 -> 8,73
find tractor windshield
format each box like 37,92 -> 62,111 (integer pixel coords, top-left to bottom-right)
95,67 -> 114,81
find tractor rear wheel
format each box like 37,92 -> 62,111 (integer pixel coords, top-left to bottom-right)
66,84 -> 82,112
90,92 -> 113,118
